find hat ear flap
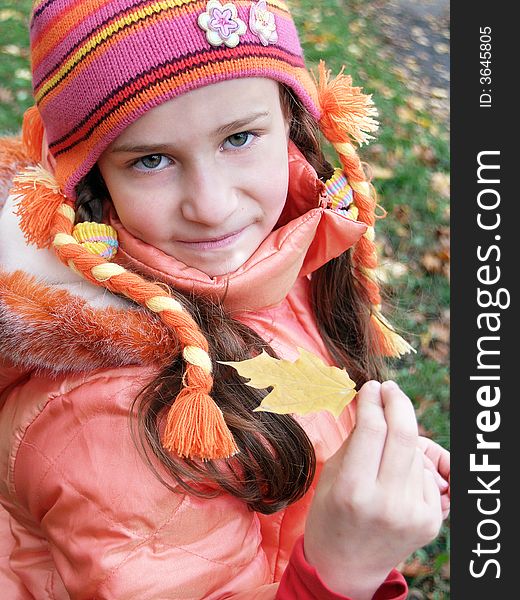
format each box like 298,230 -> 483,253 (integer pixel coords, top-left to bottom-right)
317,61 -> 414,357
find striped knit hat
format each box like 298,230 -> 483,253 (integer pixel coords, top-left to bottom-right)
13,0 -> 413,462
29,0 -> 319,198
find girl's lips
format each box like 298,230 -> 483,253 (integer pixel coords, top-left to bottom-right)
177,227 -> 246,251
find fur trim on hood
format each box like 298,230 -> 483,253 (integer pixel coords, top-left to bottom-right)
0,137 -> 28,209
0,270 -> 179,375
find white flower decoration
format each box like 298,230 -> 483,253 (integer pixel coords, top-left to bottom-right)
249,0 -> 278,46
198,0 -> 247,48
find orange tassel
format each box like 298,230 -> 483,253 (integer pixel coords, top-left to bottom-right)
12,165 -> 66,248
22,106 -> 45,164
162,387 -> 239,460
316,60 -> 379,146
371,313 -> 415,357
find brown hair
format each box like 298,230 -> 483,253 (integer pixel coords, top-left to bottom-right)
74,85 -> 384,514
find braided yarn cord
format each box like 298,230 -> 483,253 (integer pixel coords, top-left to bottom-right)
316,62 -> 414,357
11,167 -> 239,461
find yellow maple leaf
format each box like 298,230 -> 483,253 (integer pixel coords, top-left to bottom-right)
220,348 -> 357,418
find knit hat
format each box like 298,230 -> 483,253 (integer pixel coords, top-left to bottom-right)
12,0 -> 413,461
29,0 -> 319,198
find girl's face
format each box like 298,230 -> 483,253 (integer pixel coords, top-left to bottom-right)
98,78 -> 291,277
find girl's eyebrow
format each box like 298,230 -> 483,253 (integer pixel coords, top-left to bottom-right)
110,111 -> 270,154
110,142 -> 174,154
214,110 -> 270,136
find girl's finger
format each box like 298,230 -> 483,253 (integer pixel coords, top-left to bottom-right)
417,437 -> 451,482
377,381 -> 418,488
436,447 -> 450,483
336,381 -> 388,485
418,451 -> 450,519
422,452 -> 449,492
440,491 -> 451,519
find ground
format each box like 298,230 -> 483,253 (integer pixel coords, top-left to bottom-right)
369,0 -> 450,126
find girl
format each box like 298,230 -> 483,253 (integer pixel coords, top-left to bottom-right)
0,1 -> 450,598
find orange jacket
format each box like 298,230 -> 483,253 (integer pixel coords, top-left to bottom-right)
0,146 -> 378,599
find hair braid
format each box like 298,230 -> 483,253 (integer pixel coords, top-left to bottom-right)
332,141 -> 381,305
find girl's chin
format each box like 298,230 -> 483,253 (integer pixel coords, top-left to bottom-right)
166,247 -> 253,278
170,236 -> 261,276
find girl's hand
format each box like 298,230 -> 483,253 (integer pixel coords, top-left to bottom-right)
304,381 -> 444,600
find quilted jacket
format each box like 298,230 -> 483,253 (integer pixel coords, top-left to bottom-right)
0,142 -> 407,599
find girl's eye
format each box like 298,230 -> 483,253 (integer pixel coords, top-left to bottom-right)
223,132 -> 255,150
134,154 -> 171,171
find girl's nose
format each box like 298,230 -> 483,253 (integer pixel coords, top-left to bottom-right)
180,161 -> 238,227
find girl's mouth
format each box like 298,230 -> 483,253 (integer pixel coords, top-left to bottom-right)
177,227 -> 246,251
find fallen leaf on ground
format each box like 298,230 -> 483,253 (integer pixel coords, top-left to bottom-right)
430,172 -> 450,198
377,258 -> 409,282
428,322 -> 450,344
396,105 -> 416,123
0,10 -> 20,21
371,165 -> 394,180
431,87 -> 449,99
401,557 -> 433,578
434,42 -> 450,54
0,87 -> 13,103
221,348 -> 357,417
393,204 -> 411,224
413,144 -> 438,166
407,95 -> 426,111
421,322 -> 450,363
421,252 -> 443,274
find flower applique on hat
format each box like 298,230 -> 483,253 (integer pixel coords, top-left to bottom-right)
198,0 -> 247,48
249,0 -> 278,46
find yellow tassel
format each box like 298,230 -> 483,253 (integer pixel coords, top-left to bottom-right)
162,388 -> 239,460
315,60 -> 379,146
371,312 -> 416,357
12,165 -> 66,248
22,105 -> 45,164
72,222 -> 119,260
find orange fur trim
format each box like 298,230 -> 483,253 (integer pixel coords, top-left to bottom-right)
0,270 -> 180,373
0,136 -> 32,207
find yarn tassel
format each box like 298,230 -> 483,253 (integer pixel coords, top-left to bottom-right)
162,385 -> 239,460
12,165 -> 65,248
22,105 -> 45,163
371,311 -> 415,357
315,60 -> 379,146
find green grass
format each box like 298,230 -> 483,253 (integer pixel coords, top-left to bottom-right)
0,0 -> 450,596
293,1 -> 450,596
0,1 -> 33,134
